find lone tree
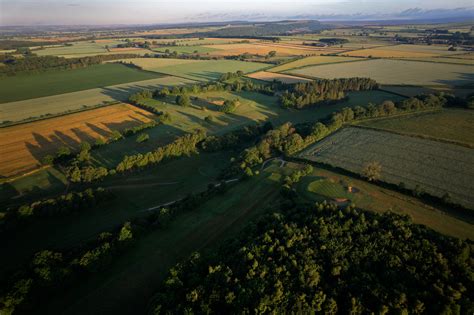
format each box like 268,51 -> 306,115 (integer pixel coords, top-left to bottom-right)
176,94 -> 191,107
362,161 -> 382,182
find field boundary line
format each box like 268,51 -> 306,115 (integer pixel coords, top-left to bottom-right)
278,58 -> 371,73
390,57 -> 474,67
0,101 -> 121,129
334,43 -> 401,55
351,124 -> 474,149
0,165 -> 53,184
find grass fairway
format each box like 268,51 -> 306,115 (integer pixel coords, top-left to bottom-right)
268,55 -> 362,73
36,168 -> 282,315
0,76 -> 194,123
116,58 -> 269,81
357,109 -> 474,147
288,162 -> 474,240
298,127 -> 474,209
288,59 -> 472,87
0,63 -> 163,103
306,177 -> 354,200
0,150 -> 236,278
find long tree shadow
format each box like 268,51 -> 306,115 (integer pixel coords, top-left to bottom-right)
435,72 -> 474,88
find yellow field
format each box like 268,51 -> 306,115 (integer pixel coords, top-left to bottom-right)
268,55 -> 362,72
403,57 -> 474,65
344,48 -> 436,58
447,52 -> 474,60
246,71 -> 312,83
0,104 -> 155,178
207,43 -> 342,57
344,44 -> 464,58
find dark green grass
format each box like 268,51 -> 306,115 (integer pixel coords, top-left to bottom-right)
0,63 -> 163,103
33,166 -> 283,315
339,90 -> 406,107
0,150 -> 235,279
90,90 -> 403,168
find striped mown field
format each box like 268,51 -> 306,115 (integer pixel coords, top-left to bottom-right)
298,127 -> 474,209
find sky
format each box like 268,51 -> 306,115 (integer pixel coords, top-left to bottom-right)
1,0 -> 473,26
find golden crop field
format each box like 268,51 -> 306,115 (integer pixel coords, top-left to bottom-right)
207,43 -> 341,56
343,44 -> 464,58
403,57 -> 474,65
268,55 -> 362,72
0,104 -> 155,178
246,71 -> 312,83
289,59 -> 470,87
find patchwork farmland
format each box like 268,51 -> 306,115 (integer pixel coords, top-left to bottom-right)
0,63 -> 163,103
298,126 -> 474,209
343,44 -> 467,58
114,58 -> 269,81
1,17 -> 473,315
0,104 -> 155,177
0,76 -> 193,123
358,109 -> 474,147
268,55 -> 362,73
288,59 -> 472,87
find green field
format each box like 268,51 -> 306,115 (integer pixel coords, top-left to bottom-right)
288,59 -> 472,87
0,150 -> 236,277
32,40 -> 152,58
117,58 -> 269,81
298,126 -> 474,209
34,41 -> 110,56
40,169 -> 282,315
0,76 -> 194,123
338,90 -> 405,106
290,162 -> 474,239
94,89 -> 403,163
0,63 -> 163,103
268,55 -> 361,73
357,109 -> 474,147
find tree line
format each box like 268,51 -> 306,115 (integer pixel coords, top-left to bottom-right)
151,198 -> 473,314
0,188 -> 112,235
65,130 -> 206,183
44,119 -> 164,166
0,53 -> 141,76
280,78 -> 379,109
224,92 -> 460,180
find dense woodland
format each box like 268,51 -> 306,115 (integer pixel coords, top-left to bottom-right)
151,201 -> 473,314
0,54 -> 140,76
280,78 -> 379,109
0,188 -> 112,234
